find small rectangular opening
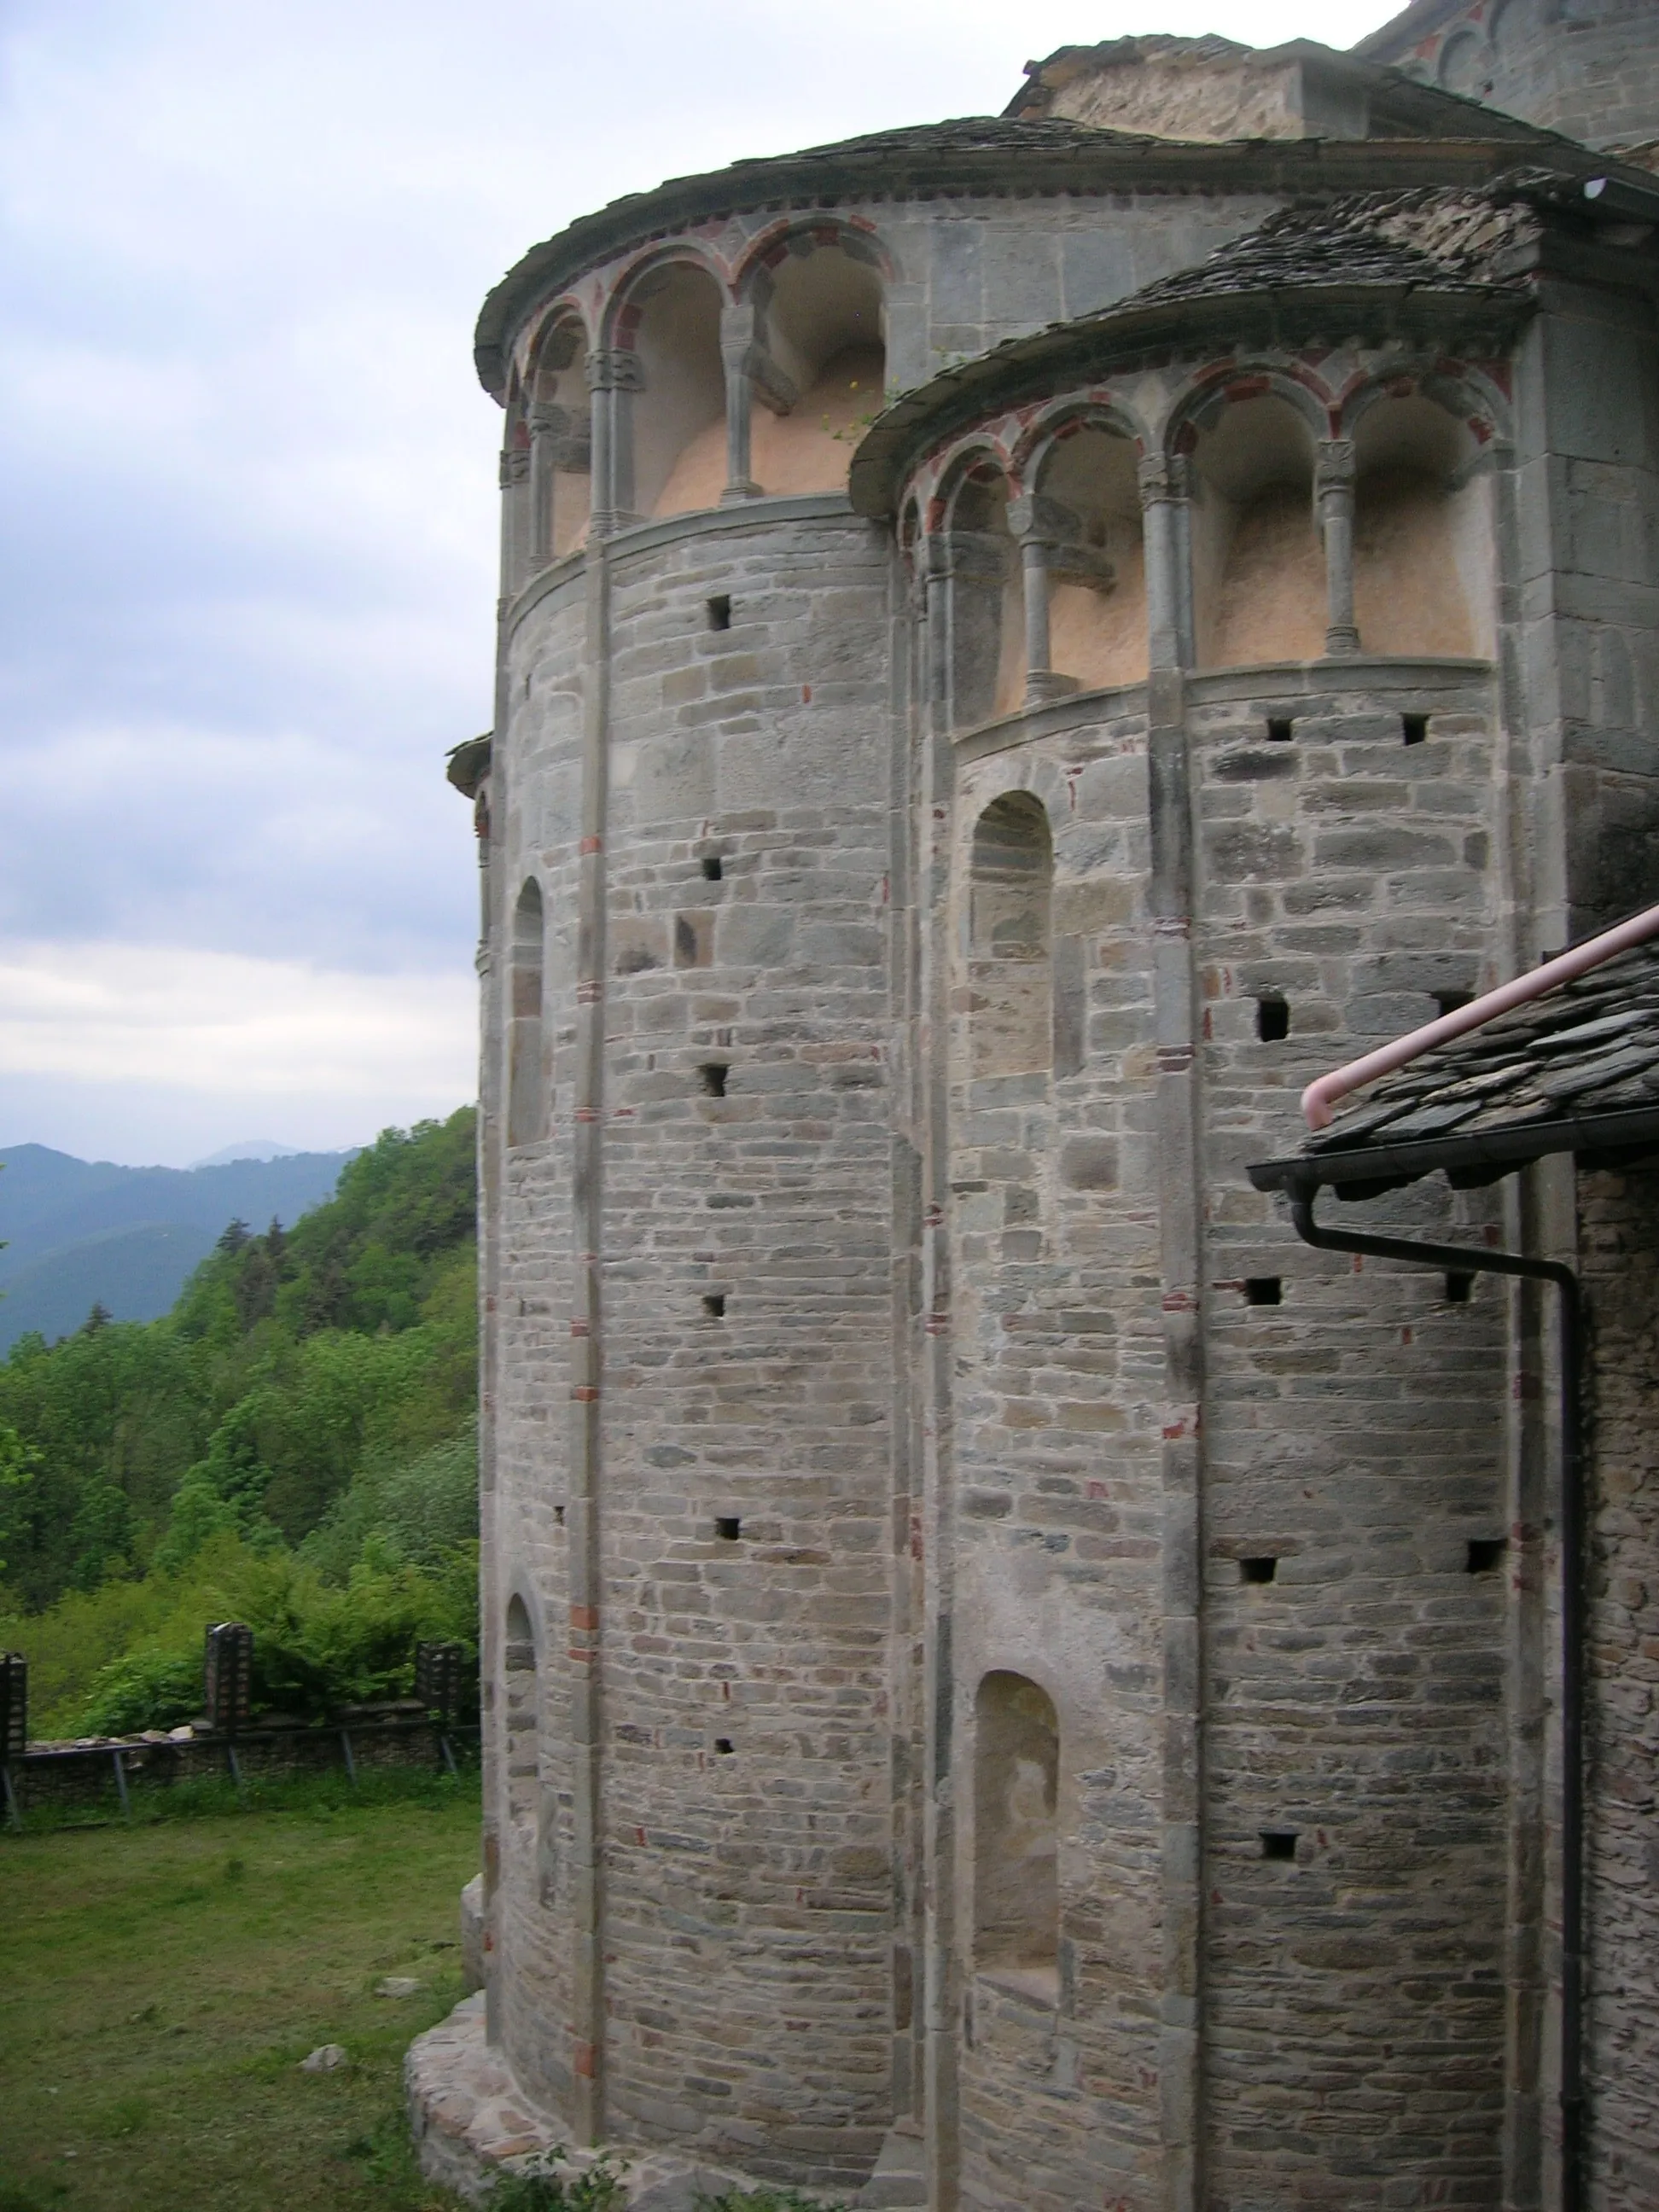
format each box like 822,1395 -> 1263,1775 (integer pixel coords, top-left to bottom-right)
701,854 -> 723,881
1266,717 -> 1294,742
1466,1538 -> 1506,1575
1402,713 -> 1429,746
707,595 -> 731,631
1255,998 -> 1289,1043
1239,1556 -> 1278,1585
1445,1272 -> 1475,1305
715,1516 -> 742,1541
714,1738 -> 735,1755
1260,1831 -> 1297,1861
702,1294 -> 726,1320
1434,989 -> 1473,1018
699,1062 -> 728,1097
554,1505 -> 566,1528
1244,1278 -> 1283,1307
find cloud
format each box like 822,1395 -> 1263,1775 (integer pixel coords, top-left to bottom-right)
0,940 -> 474,1099
0,0 -> 1397,1163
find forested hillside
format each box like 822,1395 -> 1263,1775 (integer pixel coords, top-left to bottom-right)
0,1109 -> 479,1735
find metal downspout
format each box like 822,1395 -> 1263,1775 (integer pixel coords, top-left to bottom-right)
1284,1178 -> 1585,2212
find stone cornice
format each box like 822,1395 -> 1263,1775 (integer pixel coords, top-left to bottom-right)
474,131 -> 1581,403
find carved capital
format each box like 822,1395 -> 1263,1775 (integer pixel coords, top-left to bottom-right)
1137,452 -> 1190,508
585,347 -> 642,393
1316,438 -> 1357,497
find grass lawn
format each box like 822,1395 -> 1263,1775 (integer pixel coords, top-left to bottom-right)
0,1773 -> 479,2212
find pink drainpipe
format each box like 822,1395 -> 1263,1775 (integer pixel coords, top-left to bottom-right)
1301,902 -> 1659,1132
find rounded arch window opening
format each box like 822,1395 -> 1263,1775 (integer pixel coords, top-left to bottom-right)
749,240 -> 886,497
944,461 -> 1024,727
629,260 -> 727,519
1352,393 -> 1486,658
1190,392 -> 1323,669
1032,422 -> 1149,693
528,315 -> 591,560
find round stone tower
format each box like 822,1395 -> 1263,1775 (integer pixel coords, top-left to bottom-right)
417,29 -> 1659,2212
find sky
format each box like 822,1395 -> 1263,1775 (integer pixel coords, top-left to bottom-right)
0,0 -> 1399,1167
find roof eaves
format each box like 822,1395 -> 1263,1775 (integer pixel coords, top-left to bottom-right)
1248,1103 -> 1659,1199
473,130 -> 1580,402
848,273 -> 1526,518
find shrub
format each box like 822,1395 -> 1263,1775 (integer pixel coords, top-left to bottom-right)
492,2150 -> 628,2210
79,1648 -> 202,1736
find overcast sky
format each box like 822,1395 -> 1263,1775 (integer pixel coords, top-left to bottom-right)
0,0 -> 1398,1167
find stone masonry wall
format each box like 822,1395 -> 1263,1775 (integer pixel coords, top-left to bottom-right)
1580,1165 -> 1659,2210
491,501 -> 900,2186
493,564 -> 589,2114
1196,663 -> 1513,2209
946,698 -> 1166,2212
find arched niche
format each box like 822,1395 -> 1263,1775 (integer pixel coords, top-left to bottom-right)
508,878 -> 546,1149
974,1670 -> 1059,1994
1438,25 -> 1489,93
944,462 -> 1023,728
1352,394 -> 1487,658
968,792 -> 1053,1079
528,315 -> 591,561
1031,422 -> 1148,692
1190,393 -> 1324,668
504,1592 -> 539,1839
629,261 -> 727,518
748,238 -> 885,497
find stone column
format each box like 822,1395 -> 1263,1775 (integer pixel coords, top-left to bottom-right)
917,524 -> 961,2212
1005,496 -> 1052,701
1138,453 -> 1192,673
719,304 -> 763,505
528,405 -> 561,569
1318,437 -> 1360,656
499,438 -> 531,601
586,347 -> 641,538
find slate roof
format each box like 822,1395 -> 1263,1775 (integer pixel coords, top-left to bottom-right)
1249,934 -> 1659,1199
1127,186 -> 1533,306
476,119 -> 1587,401
848,182 -> 1540,516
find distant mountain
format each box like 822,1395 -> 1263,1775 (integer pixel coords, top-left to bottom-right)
189,1139 -> 300,1167
0,1144 -> 352,1353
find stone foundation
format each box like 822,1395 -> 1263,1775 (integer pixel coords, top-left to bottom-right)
406,1998 -> 919,2209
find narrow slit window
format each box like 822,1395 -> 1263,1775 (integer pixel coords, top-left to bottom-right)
701,854 -> 724,882
707,595 -> 731,631
699,1063 -> 728,1097
1244,1278 -> 1283,1307
1256,998 -> 1289,1043
1402,713 -> 1429,746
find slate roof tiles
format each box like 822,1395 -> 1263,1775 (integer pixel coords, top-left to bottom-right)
1306,937 -> 1659,1160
